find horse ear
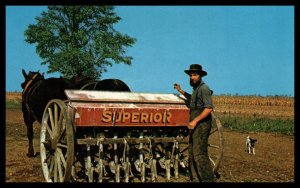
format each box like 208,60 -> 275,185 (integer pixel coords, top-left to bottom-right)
22,69 -> 27,78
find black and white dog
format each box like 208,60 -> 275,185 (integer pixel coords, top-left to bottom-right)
246,135 -> 257,154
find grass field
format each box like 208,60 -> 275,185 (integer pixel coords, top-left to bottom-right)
6,92 -> 294,135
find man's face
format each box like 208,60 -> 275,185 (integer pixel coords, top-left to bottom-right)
189,72 -> 201,87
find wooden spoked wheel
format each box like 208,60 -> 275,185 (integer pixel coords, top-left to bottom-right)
40,99 -> 74,182
209,112 -> 224,176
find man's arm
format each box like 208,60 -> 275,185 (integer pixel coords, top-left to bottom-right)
174,83 -> 191,101
187,108 -> 213,130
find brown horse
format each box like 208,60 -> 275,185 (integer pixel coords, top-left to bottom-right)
21,69 -> 131,157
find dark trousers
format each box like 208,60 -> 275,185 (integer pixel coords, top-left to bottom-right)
188,120 -> 215,182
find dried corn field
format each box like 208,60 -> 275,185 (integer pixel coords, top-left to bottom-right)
213,95 -> 294,107
7,92 -> 294,106
6,92 -> 294,119
212,95 -> 294,119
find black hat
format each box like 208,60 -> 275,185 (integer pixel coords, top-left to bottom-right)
184,64 -> 207,76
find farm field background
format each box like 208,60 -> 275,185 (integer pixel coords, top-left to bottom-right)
5,92 -> 294,182
5,92 -> 294,117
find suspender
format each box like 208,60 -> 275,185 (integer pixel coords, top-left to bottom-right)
190,82 -> 213,122
191,82 -> 205,109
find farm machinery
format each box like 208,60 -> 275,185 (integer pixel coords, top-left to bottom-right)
39,89 -> 224,182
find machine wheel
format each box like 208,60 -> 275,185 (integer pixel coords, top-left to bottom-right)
40,99 -> 74,182
209,112 -> 224,176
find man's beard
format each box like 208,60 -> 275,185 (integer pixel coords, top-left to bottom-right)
190,79 -> 201,88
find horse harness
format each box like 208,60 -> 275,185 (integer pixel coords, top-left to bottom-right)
22,73 -> 43,120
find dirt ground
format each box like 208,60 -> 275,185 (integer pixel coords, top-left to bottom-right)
5,107 -> 294,183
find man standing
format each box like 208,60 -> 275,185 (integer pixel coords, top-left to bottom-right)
174,64 -> 215,182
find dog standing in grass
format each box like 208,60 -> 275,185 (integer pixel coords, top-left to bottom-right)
246,136 -> 257,154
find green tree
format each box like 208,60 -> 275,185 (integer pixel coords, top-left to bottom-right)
25,6 -> 136,80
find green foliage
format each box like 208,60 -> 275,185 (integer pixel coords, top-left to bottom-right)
219,114 -> 294,136
24,6 -> 136,79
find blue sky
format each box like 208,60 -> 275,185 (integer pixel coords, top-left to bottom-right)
6,6 -> 294,96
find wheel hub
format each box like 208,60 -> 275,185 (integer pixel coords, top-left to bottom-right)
43,139 -> 57,153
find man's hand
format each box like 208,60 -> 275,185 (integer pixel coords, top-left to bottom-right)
188,120 -> 197,130
188,108 -> 213,130
174,83 -> 183,93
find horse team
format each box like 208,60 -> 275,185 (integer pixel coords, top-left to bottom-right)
21,69 -> 131,157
